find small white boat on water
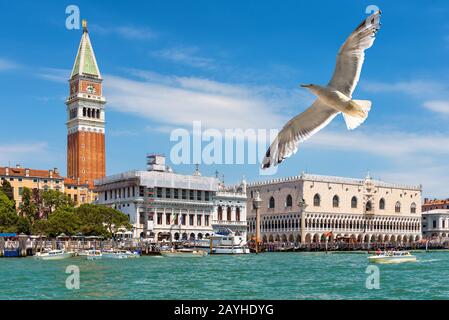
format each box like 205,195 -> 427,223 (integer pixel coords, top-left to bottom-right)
160,248 -> 208,258
86,249 -> 102,260
34,249 -> 72,261
368,251 -> 417,264
102,249 -> 140,259
192,229 -> 250,255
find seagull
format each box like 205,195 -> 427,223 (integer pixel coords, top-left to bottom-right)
262,11 -> 381,169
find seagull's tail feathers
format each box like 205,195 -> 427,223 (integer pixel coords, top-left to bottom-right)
343,100 -> 371,130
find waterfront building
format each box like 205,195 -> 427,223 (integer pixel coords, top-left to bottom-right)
247,173 -> 422,244
422,198 -> 449,212
0,165 -> 96,207
214,179 -> 248,239
422,209 -> 449,239
66,20 -> 106,188
95,155 -> 219,240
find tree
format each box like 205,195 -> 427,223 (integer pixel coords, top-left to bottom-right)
1,180 -> 14,201
75,204 -> 131,238
20,187 -> 38,223
46,207 -> 80,237
42,189 -> 74,216
0,190 -> 18,232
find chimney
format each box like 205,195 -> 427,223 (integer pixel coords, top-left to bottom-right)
5,167 -> 9,176
16,164 -> 21,169
54,168 -> 59,175
49,170 -> 53,178
25,169 -> 30,177
424,198 -> 429,204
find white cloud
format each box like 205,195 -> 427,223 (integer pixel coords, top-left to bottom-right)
362,79 -> 448,98
151,47 -> 214,69
104,70 -> 309,130
305,129 -> 449,197
0,142 -> 53,166
35,68 -> 70,83
0,58 -> 19,71
91,25 -> 156,40
423,100 -> 449,115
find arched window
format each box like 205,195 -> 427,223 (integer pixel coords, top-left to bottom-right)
87,108 -> 91,118
83,107 -> 86,117
351,196 -> 357,208
313,194 -> 320,207
333,195 -> 339,208
96,109 -> 100,119
217,206 -> 223,220
366,201 -> 372,212
395,201 -> 401,213
410,203 -> 416,214
236,207 -> 240,221
286,195 -> 293,208
379,198 -> 385,210
227,207 -> 232,221
269,197 -> 275,209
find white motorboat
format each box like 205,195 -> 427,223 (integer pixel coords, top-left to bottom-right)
86,249 -> 102,260
102,249 -> 139,259
368,251 -> 417,264
192,229 -> 250,254
34,249 -> 72,261
160,248 -> 208,258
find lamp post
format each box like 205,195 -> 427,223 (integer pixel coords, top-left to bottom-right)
253,191 -> 262,254
298,198 -> 308,245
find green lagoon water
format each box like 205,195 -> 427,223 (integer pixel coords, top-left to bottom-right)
1,251 -> 448,300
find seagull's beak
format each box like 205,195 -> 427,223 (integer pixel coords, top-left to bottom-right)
300,84 -> 310,88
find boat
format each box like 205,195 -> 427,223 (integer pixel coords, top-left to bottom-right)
102,249 -> 140,259
190,229 -> 250,254
86,249 -> 102,260
368,250 -> 417,264
160,248 -> 208,258
34,249 -> 72,261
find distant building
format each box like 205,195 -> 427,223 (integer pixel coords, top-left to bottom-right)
422,209 -> 449,239
214,179 -> 248,239
247,173 -> 422,244
0,165 -> 95,207
94,155 -> 248,240
422,198 -> 449,212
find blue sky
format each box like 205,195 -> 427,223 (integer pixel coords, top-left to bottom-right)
1,1 -> 449,197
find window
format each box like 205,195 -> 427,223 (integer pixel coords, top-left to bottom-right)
166,188 -> 171,198
333,195 -> 339,208
286,195 -> 293,208
218,206 -> 223,220
205,191 -> 210,201
395,201 -> 401,213
139,186 -> 145,197
351,196 -> 357,208
410,203 -> 416,214
182,189 -> 187,200
181,214 -> 187,226
157,213 -> 163,225
313,194 -> 321,207
269,197 -> 275,209
366,201 -> 372,212
156,188 -> 162,198
197,215 -> 202,226
166,214 -> 171,225
18,187 -> 23,196
104,192 -> 107,201
189,215 -> 194,226
379,198 -> 385,210
189,190 -> 194,200
205,215 -> 210,226
236,207 -> 241,222
227,207 -> 232,221
83,107 -> 86,117
433,220 -> 437,228
174,189 -> 179,199
196,190 -> 202,201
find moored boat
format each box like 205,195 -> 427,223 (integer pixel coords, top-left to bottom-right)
34,249 -> 72,261
160,248 -> 207,258
86,249 -> 102,260
102,249 -> 139,259
368,250 -> 417,264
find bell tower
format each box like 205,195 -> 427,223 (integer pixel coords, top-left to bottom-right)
66,20 -> 106,187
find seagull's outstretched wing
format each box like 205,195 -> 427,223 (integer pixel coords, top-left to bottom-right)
328,11 -> 381,97
262,101 -> 339,169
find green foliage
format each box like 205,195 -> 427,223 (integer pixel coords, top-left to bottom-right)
19,187 -> 38,223
42,189 -> 74,216
1,179 -> 14,201
0,189 -> 18,232
45,207 -> 80,237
